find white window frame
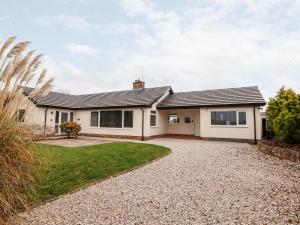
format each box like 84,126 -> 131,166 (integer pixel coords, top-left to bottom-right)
89,109 -> 134,129
90,111 -> 99,127
123,110 -> 134,128
168,113 -> 180,124
210,110 -> 248,127
237,111 -> 247,126
150,110 -> 157,127
184,112 -> 193,124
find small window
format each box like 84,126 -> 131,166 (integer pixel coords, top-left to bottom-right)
90,111 -> 99,127
238,112 -> 246,125
124,111 -> 133,128
70,112 -> 74,122
211,111 -> 236,125
168,114 -> 180,124
17,109 -> 25,122
150,110 -> 157,127
184,112 -> 192,123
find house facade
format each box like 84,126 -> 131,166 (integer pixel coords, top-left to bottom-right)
22,80 -> 266,142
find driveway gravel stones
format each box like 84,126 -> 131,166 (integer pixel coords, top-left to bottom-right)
18,139 -> 300,225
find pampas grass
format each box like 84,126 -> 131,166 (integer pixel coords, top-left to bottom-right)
0,36 -> 53,224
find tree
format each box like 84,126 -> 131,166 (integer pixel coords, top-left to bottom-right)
60,122 -> 81,138
0,36 -> 53,223
267,86 -> 300,144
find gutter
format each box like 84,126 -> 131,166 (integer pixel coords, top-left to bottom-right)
253,106 -> 257,144
141,107 -> 144,141
43,107 -> 48,136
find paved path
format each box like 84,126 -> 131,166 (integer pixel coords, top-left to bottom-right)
19,139 -> 300,225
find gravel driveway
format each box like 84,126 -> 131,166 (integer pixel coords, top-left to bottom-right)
19,139 -> 300,225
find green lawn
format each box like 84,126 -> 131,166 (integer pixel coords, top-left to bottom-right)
31,142 -> 170,204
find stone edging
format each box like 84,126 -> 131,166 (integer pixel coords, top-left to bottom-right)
258,142 -> 300,163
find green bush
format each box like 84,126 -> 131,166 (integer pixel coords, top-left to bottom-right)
267,86 -> 300,144
60,122 -> 81,138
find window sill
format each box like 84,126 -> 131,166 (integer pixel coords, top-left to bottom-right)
210,125 -> 248,128
88,127 -> 134,129
150,126 -> 158,128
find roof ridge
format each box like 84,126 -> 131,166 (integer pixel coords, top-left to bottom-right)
174,86 -> 259,94
76,86 -> 171,97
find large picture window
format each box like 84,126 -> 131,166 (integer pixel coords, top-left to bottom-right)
150,111 -> 157,127
211,111 -> 237,125
124,111 -> 133,128
90,111 -> 99,127
100,111 -> 122,128
211,111 -> 247,126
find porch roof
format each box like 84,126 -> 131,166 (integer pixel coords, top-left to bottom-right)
157,86 -> 266,109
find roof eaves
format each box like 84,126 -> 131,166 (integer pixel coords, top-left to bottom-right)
157,102 -> 266,109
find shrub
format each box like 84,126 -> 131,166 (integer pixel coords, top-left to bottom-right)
60,122 -> 81,138
0,37 -> 53,224
267,86 -> 300,144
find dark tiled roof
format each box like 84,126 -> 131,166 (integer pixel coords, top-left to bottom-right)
157,86 -> 265,109
24,86 -> 171,109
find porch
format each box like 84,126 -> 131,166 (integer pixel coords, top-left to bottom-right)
154,109 -> 200,137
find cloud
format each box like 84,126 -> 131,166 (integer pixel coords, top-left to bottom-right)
65,43 -> 99,57
59,60 -> 83,76
34,14 -> 96,32
0,16 -> 10,22
114,0 -> 300,99
100,23 -> 144,35
57,15 -> 96,32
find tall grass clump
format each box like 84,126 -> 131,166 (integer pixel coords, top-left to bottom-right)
0,36 -> 53,224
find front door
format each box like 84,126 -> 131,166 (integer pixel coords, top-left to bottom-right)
54,111 -> 70,134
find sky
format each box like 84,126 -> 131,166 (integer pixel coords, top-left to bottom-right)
1,0 -> 300,100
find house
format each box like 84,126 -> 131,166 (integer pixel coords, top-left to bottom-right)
21,80 -> 266,143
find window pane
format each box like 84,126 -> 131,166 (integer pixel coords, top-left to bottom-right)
184,117 -> 192,123
90,112 -> 99,127
17,109 -> 25,122
150,114 -> 156,126
70,112 -> 74,122
211,111 -> 236,125
238,112 -> 246,125
168,114 -> 179,123
100,111 -> 122,128
55,111 -> 59,123
61,112 -> 68,123
184,112 -> 192,123
124,111 -> 133,128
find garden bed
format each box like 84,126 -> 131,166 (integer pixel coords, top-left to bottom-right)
258,140 -> 300,162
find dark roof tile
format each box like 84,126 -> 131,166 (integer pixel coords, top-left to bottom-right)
157,86 -> 265,108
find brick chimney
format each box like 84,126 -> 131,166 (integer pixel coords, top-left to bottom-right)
133,79 -> 145,90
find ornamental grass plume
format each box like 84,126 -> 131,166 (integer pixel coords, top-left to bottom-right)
0,36 -> 53,224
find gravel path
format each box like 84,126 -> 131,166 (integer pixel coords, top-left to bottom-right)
19,139 -> 300,225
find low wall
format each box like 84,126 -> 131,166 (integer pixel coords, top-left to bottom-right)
258,142 -> 300,162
